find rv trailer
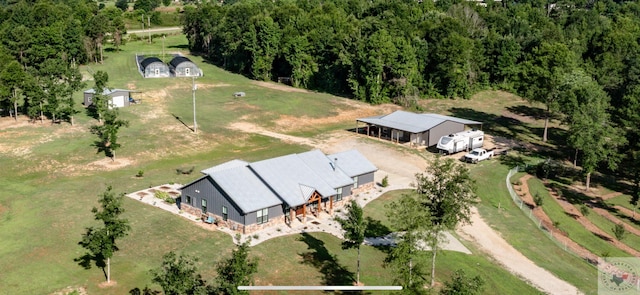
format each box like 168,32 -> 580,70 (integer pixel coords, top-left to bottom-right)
436,130 -> 484,154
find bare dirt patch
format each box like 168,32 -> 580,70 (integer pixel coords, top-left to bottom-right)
50,286 -> 88,295
252,81 -> 310,93
98,281 -> 117,288
87,157 -> 134,170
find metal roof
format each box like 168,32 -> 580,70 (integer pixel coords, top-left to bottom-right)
140,57 -> 165,70
328,149 -> 378,177
169,56 -> 195,68
357,110 -> 481,133
249,152 -> 338,207
201,159 -> 249,175
84,88 -> 132,96
209,166 -> 281,213
297,150 -> 354,189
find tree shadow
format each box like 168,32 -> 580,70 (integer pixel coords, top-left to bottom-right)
74,252 -> 108,281
506,105 -> 563,121
129,287 -> 161,295
168,44 -> 189,49
593,232 -> 612,242
298,232 -> 355,287
364,217 -> 391,237
85,105 -> 100,121
171,113 -> 194,132
498,153 -> 528,168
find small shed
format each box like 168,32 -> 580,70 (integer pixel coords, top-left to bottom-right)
83,88 -> 134,109
169,56 -> 202,77
140,57 -> 170,78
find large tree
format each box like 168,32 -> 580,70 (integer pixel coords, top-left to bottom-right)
214,235 -> 258,295
414,157 -> 477,287
77,186 -> 131,284
151,251 -> 208,295
385,194 -> 430,293
334,199 -> 366,285
90,108 -> 129,161
519,42 -> 576,142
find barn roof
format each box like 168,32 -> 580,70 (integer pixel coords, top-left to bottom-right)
140,57 -> 165,70
169,56 -> 194,68
357,110 -> 481,133
201,159 -> 249,175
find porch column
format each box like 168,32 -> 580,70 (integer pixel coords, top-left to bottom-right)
367,125 -> 370,137
289,208 -> 294,226
329,196 -> 334,215
303,204 -> 307,224
378,127 -> 381,140
317,198 -> 322,217
355,121 -> 358,134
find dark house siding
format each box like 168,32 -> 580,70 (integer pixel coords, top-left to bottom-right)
428,121 -> 465,147
181,177 -> 244,224
358,172 -> 375,186
339,184 -> 353,198
244,204 -> 284,226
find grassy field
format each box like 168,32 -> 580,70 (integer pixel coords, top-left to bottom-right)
471,162 -> 597,294
583,207 -> 640,252
527,177 -> 629,258
0,33 -> 597,294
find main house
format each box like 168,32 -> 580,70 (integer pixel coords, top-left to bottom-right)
180,149 -> 377,233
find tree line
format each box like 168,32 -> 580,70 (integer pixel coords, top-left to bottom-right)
183,0 -> 640,200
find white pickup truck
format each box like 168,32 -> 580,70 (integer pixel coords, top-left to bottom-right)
464,148 -> 494,163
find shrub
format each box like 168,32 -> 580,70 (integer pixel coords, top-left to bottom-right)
136,170 -> 144,177
613,223 -> 626,240
534,159 -> 566,180
533,192 -> 544,207
252,234 -> 259,239
154,191 -> 174,203
552,221 -> 560,228
381,175 -> 389,187
579,204 -> 590,216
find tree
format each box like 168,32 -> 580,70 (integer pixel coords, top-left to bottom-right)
151,252 -> 208,295
91,71 -> 110,122
115,0 -> 128,12
90,108 -> 129,161
565,77 -> 625,189
385,194 -> 430,293
0,60 -> 26,120
214,235 -> 258,295
334,199 -> 366,285
519,42 -> 576,142
77,186 -> 131,284
414,157 -> 477,287
439,269 -> 485,295
613,223 -> 626,241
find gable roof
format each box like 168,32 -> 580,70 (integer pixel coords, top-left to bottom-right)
297,150 -> 354,189
328,149 -> 378,177
357,110 -> 481,133
84,88 -> 132,96
249,152 -> 338,207
208,166 -> 281,213
140,57 -> 165,69
169,56 -> 195,68
201,159 -> 249,175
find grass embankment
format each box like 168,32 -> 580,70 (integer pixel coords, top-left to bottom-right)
583,208 -> 640,252
527,177 -> 629,258
362,190 -> 541,294
471,162 -> 597,294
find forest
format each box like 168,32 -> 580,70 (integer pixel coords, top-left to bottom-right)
0,0 -> 639,200
183,0 -> 640,199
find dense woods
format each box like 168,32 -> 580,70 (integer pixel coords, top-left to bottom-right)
183,0 -> 640,196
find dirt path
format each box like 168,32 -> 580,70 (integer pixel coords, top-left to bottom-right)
458,208 -> 582,295
592,207 -> 640,237
600,192 -> 623,200
614,206 -> 640,221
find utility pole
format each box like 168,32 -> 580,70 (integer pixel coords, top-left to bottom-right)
147,16 -> 151,44
162,35 -> 165,60
192,76 -> 197,134
141,14 -> 144,30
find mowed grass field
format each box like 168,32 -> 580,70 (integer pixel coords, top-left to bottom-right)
0,33 -> 588,294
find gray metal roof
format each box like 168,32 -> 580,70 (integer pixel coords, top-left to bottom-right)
328,149 -> 378,177
201,159 -> 249,175
209,166 -> 281,213
357,110 -> 481,133
297,150 -> 354,189
249,152 -> 338,207
84,88 -> 132,96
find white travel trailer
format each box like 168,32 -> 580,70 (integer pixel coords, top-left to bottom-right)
436,130 -> 484,154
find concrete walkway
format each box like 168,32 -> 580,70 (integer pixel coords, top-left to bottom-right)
126,181 -> 471,254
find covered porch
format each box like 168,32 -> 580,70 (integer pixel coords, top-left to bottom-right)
288,191 -> 337,224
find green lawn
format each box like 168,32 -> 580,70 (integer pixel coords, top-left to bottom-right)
583,207 -> 640,253
361,191 -> 542,294
470,162 -> 597,294
527,177 -> 629,258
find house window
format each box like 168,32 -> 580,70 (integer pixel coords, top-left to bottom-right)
353,176 -> 359,188
201,199 -> 207,213
256,208 -> 268,224
185,68 -> 191,76
186,195 -> 191,205
222,206 -> 228,221
336,187 -> 343,201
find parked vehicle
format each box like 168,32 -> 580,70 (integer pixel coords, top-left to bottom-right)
436,130 -> 484,154
464,148 -> 494,163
